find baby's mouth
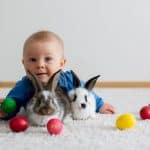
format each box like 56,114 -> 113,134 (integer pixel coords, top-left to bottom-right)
36,73 -> 47,76
36,73 -> 48,79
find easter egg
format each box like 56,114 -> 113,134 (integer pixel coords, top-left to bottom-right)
9,116 -> 29,132
116,113 -> 136,130
1,98 -> 16,113
47,118 -> 63,135
140,104 -> 150,119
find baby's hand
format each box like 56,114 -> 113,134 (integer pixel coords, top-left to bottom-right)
0,109 -> 7,118
99,103 -> 115,114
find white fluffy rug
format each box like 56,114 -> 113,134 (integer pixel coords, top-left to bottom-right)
0,88 -> 150,150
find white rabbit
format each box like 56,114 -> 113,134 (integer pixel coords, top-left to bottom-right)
68,70 -> 100,120
26,70 -> 69,126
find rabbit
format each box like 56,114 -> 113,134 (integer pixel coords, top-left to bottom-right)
26,70 -> 69,126
68,70 -> 100,120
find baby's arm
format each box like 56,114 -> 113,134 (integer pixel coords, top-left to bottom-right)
93,92 -> 115,114
0,76 -> 34,120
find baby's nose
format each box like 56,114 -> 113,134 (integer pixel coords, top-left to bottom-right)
37,60 -> 45,68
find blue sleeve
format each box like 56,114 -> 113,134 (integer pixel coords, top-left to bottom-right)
0,76 -> 34,120
92,91 -> 104,112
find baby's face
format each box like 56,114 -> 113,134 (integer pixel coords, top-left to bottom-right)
22,40 -> 66,83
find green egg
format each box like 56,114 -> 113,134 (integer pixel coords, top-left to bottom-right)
1,98 -> 16,113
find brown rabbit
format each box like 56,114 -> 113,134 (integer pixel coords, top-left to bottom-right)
26,70 -> 70,126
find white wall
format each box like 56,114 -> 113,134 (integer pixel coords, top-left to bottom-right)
1,0 -> 150,81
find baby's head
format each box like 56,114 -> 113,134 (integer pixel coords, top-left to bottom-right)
22,30 -> 66,84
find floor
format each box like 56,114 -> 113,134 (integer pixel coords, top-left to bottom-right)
0,87 -> 150,150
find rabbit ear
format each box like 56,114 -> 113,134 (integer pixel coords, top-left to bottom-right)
55,86 -> 70,102
85,75 -> 100,91
71,70 -> 81,88
27,71 -> 43,93
55,86 -> 71,115
47,69 -> 62,92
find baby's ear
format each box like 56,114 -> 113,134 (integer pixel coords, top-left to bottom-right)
60,58 -> 67,68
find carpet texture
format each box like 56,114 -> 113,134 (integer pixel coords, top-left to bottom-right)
0,88 -> 150,150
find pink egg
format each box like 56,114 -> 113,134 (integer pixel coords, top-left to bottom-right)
47,118 -> 63,135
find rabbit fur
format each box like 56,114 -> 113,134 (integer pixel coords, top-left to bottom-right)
26,70 -> 70,126
68,70 -> 100,120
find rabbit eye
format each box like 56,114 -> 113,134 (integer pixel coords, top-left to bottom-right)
85,95 -> 88,102
72,94 -> 77,102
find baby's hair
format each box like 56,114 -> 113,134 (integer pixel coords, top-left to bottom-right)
23,30 -> 64,55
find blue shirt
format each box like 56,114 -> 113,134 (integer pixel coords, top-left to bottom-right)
1,70 -> 104,120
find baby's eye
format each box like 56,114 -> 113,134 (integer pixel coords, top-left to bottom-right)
45,57 -> 53,62
29,58 -> 37,62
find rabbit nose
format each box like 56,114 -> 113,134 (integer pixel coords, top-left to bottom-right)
41,108 -> 53,115
81,103 -> 86,109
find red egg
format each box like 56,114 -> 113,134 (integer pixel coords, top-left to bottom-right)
47,118 -> 63,135
140,104 -> 150,119
9,116 -> 29,132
